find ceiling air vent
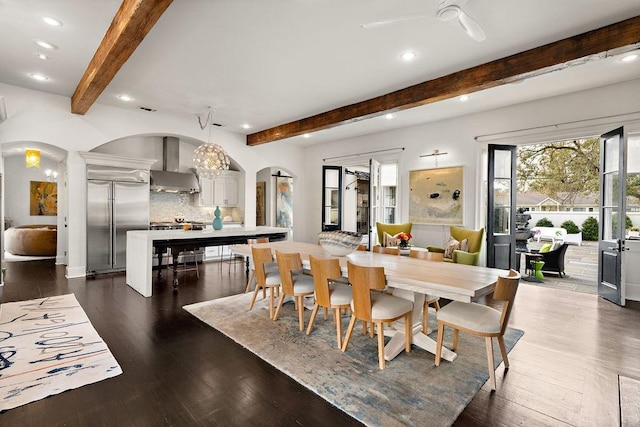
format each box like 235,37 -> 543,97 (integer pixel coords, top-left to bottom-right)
138,106 -> 157,112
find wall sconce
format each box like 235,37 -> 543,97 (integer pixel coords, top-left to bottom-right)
26,149 -> 41,168
419,149 -> 448,167
45,169 -> 58,182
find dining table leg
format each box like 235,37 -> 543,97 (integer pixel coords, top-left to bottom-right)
382,288 -> 457,363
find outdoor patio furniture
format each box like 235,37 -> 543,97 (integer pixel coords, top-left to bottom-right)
526,243 -> 569,277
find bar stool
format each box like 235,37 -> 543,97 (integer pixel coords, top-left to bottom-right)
174,247 -> 202,279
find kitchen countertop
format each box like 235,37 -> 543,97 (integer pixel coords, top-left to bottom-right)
126,226 -> 290,297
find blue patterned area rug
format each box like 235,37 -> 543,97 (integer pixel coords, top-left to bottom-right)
0,294 -> 122,411
184,293 -> 524,427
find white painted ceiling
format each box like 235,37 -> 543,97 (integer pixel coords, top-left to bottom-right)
1,0 -> 639,147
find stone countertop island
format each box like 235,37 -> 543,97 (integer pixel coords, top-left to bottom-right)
126,226 -> 290,297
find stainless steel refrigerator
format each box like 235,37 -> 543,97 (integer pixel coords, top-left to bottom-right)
86,166 -> 150,275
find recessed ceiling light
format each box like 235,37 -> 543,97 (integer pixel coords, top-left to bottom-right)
34,40 -> 58,50
241,123 -> 252,130
118,94 -> 134,102
459,95 -> 470,102
30,73 -> 49,81
384,113 -> 395,119
302,133 -> 311,138
34,52 -> 50,60
620,53 -> 638,63
400,51 -> 417,62
43,16 -> 63,27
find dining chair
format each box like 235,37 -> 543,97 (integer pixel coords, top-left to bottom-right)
357,244 -> 368,251
434,269 -> 521,390
273,251 -> 316,331
372,246 -> 400,255
247,246 -> 281,319
342,261 -> 414,370
409,249 -> 443,333
244,238 -> 270,293
307,255 -> 353,348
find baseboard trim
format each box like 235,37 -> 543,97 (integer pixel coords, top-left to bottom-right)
65,266 -> 86,278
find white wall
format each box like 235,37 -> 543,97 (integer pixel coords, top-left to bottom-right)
0,83 -> 306,277
3,77 -> 640,276
301,78 -> 640,254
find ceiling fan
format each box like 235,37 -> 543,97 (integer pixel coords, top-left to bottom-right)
361,0 -> 486,42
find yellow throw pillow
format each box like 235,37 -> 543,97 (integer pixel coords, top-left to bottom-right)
383,232 -> 399,247
539,243 -> 552,253
444,237 -> 461,259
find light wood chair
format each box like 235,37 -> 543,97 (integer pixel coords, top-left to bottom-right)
372,246 -> 400,255
244,238 -> 270,293
435,269 -> 521,390
409,249 -> 443,333
342,261 -> 414,370
247,246 -> 281,319
357,244 -> 368,251
307,255 -> 353,348
273,251 -> 316,331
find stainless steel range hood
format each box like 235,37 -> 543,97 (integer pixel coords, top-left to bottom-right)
150,137 -> 200,193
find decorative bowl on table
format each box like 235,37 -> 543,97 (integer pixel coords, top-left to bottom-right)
318,230 -> 362,256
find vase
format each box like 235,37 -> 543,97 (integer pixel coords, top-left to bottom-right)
398,241 -> 409,249
212,205 -> 223,230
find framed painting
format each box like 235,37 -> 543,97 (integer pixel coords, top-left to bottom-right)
256,181 -> 266,226
30,181 -> 58,216
275,176 -> 293,228
409,166 -> 463,225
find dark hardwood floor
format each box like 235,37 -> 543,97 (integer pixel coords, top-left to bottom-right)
1,259 -> 639,426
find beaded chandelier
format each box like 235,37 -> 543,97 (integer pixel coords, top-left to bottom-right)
193,110 -> 230,178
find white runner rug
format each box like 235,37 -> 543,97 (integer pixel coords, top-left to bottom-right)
0,294 -> 122,411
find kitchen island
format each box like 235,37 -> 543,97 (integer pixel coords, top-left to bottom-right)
126,226 -> 289,297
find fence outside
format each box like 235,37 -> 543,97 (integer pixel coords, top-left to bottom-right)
526,211 -> 640,234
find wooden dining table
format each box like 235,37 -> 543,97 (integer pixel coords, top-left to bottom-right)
230,240 -> 509,362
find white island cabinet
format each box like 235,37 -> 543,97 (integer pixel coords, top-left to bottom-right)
126,226 -> 289,297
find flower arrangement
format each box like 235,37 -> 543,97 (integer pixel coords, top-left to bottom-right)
396,232 -> 412,249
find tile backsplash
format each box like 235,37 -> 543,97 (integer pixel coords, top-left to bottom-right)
150,192 -> 243,223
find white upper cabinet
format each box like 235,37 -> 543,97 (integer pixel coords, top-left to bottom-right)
198,170 -> 240,207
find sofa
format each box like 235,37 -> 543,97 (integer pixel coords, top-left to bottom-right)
5,225 -> 57,256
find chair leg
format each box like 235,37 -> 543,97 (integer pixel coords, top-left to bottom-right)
306,304 -> 320,335
247,284 -> 262,312
485,337 -> 496,391
498,336 -> 509,369
334,307 -> 342,349
377,322 -> 385,370
297,295 -> 305,331
323,307 -> 328,321
341,315 -> 357,352
435,322 -> 444,366
422,301 -> 428,334
452,329 -> 459,351
404,312 -> 412,353
245,269 -> 255,293
272,291 -> 285,321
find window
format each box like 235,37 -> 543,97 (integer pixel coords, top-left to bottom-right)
380,163 -> 398,223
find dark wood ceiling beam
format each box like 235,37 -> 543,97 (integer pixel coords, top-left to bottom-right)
247,15 -> 640,146
71,0 -> 173,115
